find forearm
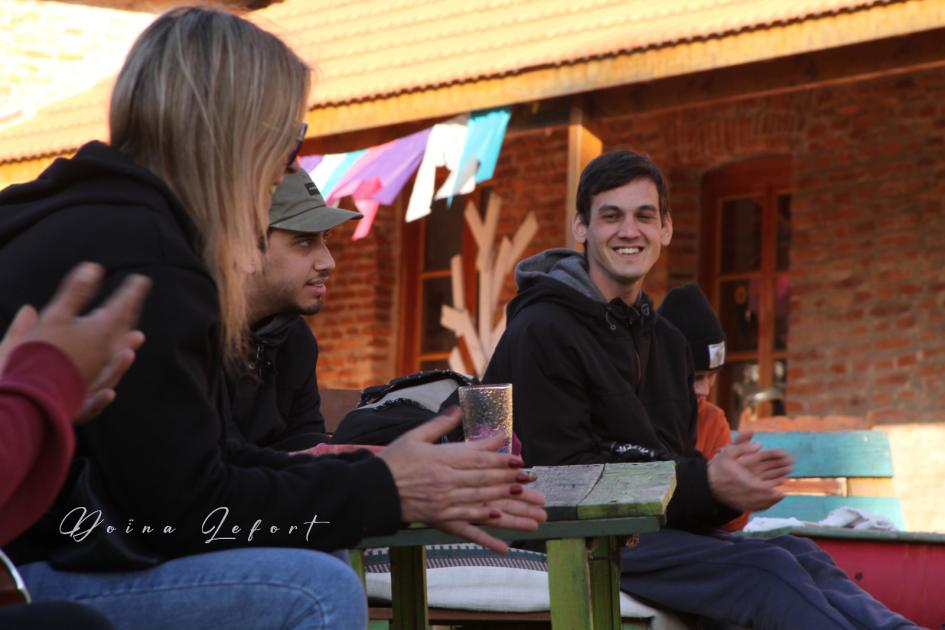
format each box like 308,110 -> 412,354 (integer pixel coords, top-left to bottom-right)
0,343 -> 83,546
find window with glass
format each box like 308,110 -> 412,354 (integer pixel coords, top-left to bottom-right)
397,192 -> 480,374
700,157 -> 792,425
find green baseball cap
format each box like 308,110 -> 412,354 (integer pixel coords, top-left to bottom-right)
269,170 -> 362,232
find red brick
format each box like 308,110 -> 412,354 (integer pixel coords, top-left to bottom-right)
896,354 -> 918,368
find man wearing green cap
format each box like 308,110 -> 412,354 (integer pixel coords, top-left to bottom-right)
226,169 -> 362,451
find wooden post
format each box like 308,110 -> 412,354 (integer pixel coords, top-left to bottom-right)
349,549 -> 367,589
565,103 -> 602,249
389,546 -> 428,630
546,537 -> 594,629
588,536 -> 622,628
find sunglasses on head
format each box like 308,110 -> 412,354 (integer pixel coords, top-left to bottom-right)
286,122 -> 308,169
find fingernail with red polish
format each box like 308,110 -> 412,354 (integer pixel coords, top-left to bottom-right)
489,509 -> 501,519
509,484 -> 523,495
508,458 -> 524,468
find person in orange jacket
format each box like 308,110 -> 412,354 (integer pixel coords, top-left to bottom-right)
658,283 -> 749,531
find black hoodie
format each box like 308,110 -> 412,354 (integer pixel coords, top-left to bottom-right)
484,249 -> 738,531
226,314 -> 329,451
0,142 -> 401,566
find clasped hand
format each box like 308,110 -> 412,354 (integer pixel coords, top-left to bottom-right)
707,431 -> 794,512
379,408 -> 547,553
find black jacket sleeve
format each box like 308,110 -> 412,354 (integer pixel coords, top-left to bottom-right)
74,263 -> 401,558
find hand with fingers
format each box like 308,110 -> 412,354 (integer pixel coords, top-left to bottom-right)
708,432 -> 793,513
728,431 -> 794,482
0,262 -> 151,423
379,407 -> 547,554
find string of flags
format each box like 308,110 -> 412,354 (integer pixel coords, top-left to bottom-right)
299,108 -> 511,240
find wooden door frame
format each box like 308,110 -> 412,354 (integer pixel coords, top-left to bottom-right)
396,199 -> 479,375
700,155 -> 792,407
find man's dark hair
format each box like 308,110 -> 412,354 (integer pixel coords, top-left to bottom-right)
575,150 -> 669,225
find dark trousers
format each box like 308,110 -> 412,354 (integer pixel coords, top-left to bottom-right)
620,529 -> 919,630
0,601 -> 114,629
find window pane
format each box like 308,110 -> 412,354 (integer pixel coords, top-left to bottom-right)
718,360 -> 758,428
774,358 -> 788,392
775,273 -> 790,351
424,198 -> 464,270
719,279 -> 759,353
720,198 -> 762,273
420,276 -> 455,354
777,194 -> 791,270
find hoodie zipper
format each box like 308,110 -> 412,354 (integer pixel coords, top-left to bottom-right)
606,306 -> 644,390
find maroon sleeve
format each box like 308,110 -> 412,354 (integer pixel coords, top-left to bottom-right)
0,342 -> 85,546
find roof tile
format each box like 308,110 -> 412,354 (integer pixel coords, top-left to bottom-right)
0,0 -> 930,163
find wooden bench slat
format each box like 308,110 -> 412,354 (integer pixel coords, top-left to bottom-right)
745,431 -> 894,478
527,464 -> 603,521
357,516 -> 664,549
755,495 -> 904,527
577,462 -> 677,520
778,526 -> 945,544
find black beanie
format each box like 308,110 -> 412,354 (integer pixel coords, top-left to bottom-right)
658,283 -> 726,371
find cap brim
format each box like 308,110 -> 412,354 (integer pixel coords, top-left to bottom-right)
270,205 -> 363,233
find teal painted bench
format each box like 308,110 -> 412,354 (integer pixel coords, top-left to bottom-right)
739,431 -> 904,528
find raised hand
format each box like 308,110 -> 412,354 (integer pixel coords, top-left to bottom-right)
708,433 -> 792,512
379,407 -> 547,553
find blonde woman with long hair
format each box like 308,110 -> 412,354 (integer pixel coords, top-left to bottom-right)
0,7 -> 544,629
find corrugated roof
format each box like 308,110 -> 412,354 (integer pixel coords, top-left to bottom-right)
1,0 -> 941,164
261,0 -> 894,106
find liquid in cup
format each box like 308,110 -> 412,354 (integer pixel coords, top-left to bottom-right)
458,383 -> 513,454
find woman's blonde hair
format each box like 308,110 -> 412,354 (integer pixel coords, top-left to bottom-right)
110,6 -> 310,359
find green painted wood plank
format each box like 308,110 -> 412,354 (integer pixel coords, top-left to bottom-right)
577,462 -> 676,520
588,536 -> 622,629
367,622 -> 390,630
547,538 -> 593,629
527,464 -> 604,521
349,548 -> 367,590
785,526 -> 945,544
357,516 -> 663,549
755,495 -> 904,528
736,431 -> 893,477
389,546 -> 427,630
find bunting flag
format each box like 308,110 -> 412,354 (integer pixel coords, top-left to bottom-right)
445,108 -> 512,203
406,114 -> 470,223
301,108 -> 510,239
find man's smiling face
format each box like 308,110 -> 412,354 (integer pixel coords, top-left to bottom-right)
574,177 -> 672,304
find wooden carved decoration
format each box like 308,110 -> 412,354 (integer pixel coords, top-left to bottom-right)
440,193 -> 537,377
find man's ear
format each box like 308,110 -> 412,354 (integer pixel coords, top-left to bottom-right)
572,213 -> 587,245
660,212 -> 673,247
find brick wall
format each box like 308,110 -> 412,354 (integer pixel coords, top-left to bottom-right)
787,71 -> 945,423
489,126 -> 570,309
312,66 -> 945,424
306,200 -> 401,389
595,68 -> 945,424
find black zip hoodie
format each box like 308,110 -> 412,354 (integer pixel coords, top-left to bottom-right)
0,142 -> 401,566
484,249 -> 738,531
226,314 -> 329,451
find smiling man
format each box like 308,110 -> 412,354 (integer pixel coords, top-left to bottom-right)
227,169 -> 362,451
484,150 -> 918,628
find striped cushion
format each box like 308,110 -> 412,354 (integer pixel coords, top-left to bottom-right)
362,543 -> 686,629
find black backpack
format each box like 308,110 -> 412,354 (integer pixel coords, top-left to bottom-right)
330,369 -> 474,445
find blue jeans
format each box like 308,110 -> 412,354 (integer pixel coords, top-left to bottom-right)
17,547 -> 367,630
